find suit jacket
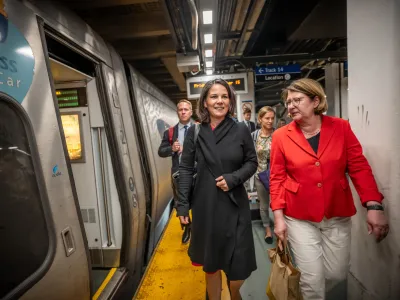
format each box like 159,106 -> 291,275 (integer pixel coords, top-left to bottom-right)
270,115 -> 383,222
158,124 -> 179,174
242,120 -> 256,133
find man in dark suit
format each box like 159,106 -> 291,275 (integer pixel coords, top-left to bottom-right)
242,108 -> 256,132
158,99 -> 193,244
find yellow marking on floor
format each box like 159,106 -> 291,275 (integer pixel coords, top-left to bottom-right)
221,271 -> 231,299
134,210 -> 232,299
92,268 -> 117,300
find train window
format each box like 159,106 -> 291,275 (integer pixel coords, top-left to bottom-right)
60,112 -> 85,162
0,95 -> 53,299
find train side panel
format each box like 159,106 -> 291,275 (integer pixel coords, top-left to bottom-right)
4,1 -> 90,299
126,65 -> 178,253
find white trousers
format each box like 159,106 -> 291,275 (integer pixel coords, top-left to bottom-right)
285,216 -> 352,300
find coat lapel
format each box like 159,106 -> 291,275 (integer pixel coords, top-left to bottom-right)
317,115 -> 336,158
286,121 -> 317,158
214,117 -> 235,144
198,123 -> 224,177
286,115 -> 336,159
197,117 -> 238,206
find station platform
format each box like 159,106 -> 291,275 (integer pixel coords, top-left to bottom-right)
134,210 -> 276,299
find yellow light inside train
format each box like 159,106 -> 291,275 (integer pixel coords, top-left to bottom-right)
203,10 -> 212,24
205,61 -> 213,68
205,50 -> 213,57
204,33 -> 212,44
61,114 -> 82,161
206,69 -> 213,75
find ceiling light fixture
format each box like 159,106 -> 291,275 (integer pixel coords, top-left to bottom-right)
206,69 -> 213,75
203,10 -> 212,24
205,50 -> 213,57
205,61 -> 213,68
204,33 -> 212,44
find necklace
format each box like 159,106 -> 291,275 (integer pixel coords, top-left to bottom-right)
302,128 -> 320,137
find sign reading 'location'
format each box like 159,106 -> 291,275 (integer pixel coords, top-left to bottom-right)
254,64 -> 301,83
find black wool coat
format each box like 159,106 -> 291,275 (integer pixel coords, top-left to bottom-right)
177,117 -> 258,280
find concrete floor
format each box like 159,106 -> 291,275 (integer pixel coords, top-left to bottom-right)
240,219 -> 276,300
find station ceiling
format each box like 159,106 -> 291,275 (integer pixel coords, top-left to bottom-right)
56,0 -> 347,110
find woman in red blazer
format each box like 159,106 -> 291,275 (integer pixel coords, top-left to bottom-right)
270,78 -> 389,299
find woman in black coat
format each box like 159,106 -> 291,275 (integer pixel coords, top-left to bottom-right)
177,79 -> 258,300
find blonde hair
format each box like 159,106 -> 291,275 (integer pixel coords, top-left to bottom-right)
257,106 -> 275,124
281,78 -> 328,115
177,99 -> 192,110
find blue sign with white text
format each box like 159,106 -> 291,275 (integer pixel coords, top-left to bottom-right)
0,14 -> 35,103
255,64 -> 301,75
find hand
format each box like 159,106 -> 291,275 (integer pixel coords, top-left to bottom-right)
367,209 -> 389,243
216,176 -> 229,191
179,145 -> 183,154
274,216 -> 287,244
172,139 -> 180,152
179,216 -> 190,225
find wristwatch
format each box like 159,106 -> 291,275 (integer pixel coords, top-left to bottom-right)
366,204 -> 384,211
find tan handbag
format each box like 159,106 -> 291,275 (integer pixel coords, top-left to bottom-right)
266,242 -> 302,300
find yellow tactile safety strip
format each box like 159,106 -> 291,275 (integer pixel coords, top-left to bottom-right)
92,268 -> 117,300
134,210 -> 230,299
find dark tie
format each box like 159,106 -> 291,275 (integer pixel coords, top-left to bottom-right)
247,122 -> 251,131
184,125 -> 188,137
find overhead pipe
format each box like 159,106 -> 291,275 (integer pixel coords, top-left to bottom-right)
234,0 -> 256,54
160,0 -> 180,51
224,0 -> 244,57
177,2 -> 193,52
234,0 -> 266,56
188,0 -> 198,50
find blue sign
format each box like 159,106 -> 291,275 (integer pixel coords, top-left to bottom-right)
255,64 -> 301,75
0,14 -> 35,104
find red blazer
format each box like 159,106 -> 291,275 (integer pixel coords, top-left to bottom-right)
270,115 -> 383,222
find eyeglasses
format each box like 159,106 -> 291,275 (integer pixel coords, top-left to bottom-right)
284,97 -> 305,108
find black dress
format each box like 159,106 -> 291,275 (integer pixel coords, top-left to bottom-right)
177,117 -> 258,281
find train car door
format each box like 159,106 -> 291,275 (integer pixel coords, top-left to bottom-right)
0,2 -> 91,300
43,31 -> 128,297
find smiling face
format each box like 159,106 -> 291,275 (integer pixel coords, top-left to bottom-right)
204,84 -> 230,121
259,111 -> 275,130
286,90 -> 320,122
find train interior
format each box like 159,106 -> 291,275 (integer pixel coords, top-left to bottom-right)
46,33 -> 124,292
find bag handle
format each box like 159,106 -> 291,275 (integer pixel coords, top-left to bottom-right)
275,239 -> 293,265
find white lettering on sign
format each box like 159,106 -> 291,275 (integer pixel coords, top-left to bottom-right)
0,71 -> 22,88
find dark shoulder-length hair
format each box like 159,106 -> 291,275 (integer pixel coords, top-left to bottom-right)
196,78 -> 237,123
